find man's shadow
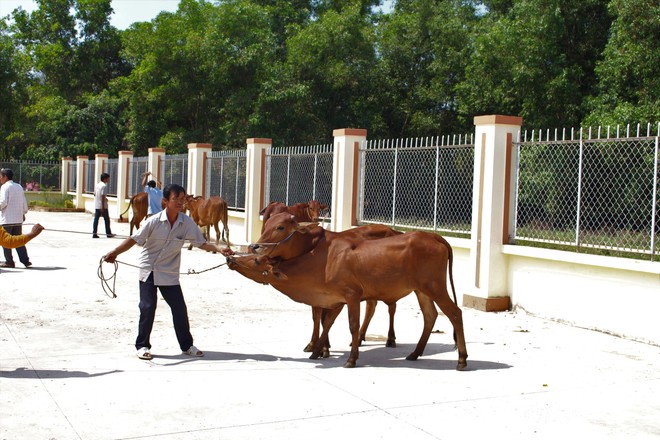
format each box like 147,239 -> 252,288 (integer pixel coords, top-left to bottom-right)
0,367 -> 122,379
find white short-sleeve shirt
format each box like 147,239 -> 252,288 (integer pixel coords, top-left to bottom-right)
94,181 -> 107,209
131,210 -> 207,285
0,180 -> 28,225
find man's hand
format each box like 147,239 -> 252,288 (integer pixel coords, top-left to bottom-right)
26,223 -> 44,239
220,247 -> 234,257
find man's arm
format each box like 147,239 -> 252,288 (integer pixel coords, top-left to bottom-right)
199,242 -> 234,256
141,171 -> 151,188
103,237 -> 138,263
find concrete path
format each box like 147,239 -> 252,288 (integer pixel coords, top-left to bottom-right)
1,210 -> 659,440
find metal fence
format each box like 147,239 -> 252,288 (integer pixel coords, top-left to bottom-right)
513,123 -> 659,259
128,156 -> 148,197
106,158 -> 118,197
205,150 -> 247,210
0,161 -> 61,191
160,154 -> 188,189
68,162 -> 77,192
358,135 -> 475,234
265,144 -> 334,214
84,160 -> 96,194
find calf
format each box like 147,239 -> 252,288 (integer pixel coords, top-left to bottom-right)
184,195 -> 230,249
260,200 -> 328,232
119,192 -> 148,235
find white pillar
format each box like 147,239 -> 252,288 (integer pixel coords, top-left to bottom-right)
187,143 -> 212,196
244,138 -> 271,243
116,150 -> 133,219
463,115 -> 523,312
330,128 -> 367,232
75,156 -> 88,209
61,157 -> 72,196
147,148 -> 166,186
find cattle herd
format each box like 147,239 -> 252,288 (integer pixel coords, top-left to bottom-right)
121,193 -> 467,370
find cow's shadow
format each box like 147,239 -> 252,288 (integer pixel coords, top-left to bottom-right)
305,342 -> 511,371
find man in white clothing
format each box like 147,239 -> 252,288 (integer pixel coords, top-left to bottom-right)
92,173 -> 116,238
0,168 -> 31,268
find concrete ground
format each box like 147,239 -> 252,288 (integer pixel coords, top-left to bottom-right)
1,210 -> 659,440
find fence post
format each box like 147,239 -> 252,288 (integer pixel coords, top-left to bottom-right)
61,157 -> 72,196
116,151 -> 133,220
463,115 -> 523,312
147,148 -> 166,184
330,128 -> 367,232
245,138 -> 272,244
75,156 -> 88,209
187,143 -> 212,196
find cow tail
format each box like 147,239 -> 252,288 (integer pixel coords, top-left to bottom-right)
119,196 -> 133,221
447,243 -> 458,305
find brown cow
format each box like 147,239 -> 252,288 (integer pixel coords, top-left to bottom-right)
260,200 -> 328,232
184,195 -> 230,250
231,213 -> 467,370
119,192 -> 148,235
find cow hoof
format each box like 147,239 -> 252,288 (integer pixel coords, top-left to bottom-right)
343,360 -> 356,368
457,361 -> 468,371
309,352 -> 321,360
303,343 -> 314,353
405,353 -> 419,361
386,339 -> 396,348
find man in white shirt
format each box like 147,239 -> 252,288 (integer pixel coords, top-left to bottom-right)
0,168 -> 31,268
103,183 -> 233,360
92,173 -> 116,238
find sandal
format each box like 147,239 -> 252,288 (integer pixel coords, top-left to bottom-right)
183,345 -> 204,357
137,347 -> 152,360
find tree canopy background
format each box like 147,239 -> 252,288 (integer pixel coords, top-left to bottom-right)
1,0 -> 657,160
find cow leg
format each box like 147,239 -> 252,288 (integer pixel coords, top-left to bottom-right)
345,298 -> 362,368
222,224 -> 230,246
305,306 -> 323,353
434,296 -> 468,371
356,300 -> 377,346
406,291 -> 438,361
386,302 -> 397,348
213,222 -> 221,245
310,306 -> 342,360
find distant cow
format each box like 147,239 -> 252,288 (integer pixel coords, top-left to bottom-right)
231,213 -> 467,370
260,200 -> 328,232
184,195 -> 230,250
119,192 -> 148,235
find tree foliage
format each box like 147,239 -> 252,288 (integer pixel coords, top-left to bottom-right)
0,0 -> 657,160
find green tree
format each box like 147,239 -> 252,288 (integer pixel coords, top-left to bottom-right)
378,0 -> 478,136
584,0 -> 660,125
457,0 -> 611,128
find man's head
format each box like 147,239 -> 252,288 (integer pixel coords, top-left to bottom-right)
100,172 -> 110,182
0,168 -> 14,182
162,184 -> 186,212
147,180 -> 157,188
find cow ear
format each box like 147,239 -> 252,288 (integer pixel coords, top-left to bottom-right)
296,222 -> 318,233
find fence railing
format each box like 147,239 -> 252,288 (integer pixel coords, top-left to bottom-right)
84,160 -> 96,194
265,144 -> 334,214
128,156 -> 148,198
358,135 -> 475,235
205,150 -> 247,210
0,161 -> 61,191
513,123 -> 659,259
160,154 -> 188,188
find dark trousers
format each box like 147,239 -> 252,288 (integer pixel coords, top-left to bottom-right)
2,224 -> 29,265
92,209 -> 112,235
136,272 -> 193,352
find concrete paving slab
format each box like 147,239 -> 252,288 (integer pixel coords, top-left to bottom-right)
1,210 -> 659,440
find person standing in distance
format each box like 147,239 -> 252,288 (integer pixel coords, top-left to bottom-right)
102,184 -> 233,360
141,171 -> 163,217
92,172 -> 115,238
0,168 -> 32,268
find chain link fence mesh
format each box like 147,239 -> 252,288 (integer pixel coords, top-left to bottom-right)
0,161 -> 61,191
265,144 -> 333,217
160,154 -> 188,189
205,150 -> 247,210
358,136 -> 474,235
127,156 -> 148,198
513,124 -> 659,259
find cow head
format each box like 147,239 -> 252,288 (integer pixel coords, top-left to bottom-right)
249,212 -> 319,259
306,200 -> 329,221
226,254 -> 288,284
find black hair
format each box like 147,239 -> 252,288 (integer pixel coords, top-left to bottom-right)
163,183 -> 185,200
0,168 -> 13,180
100,172 -> 110,180
147,180 -> 157,188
